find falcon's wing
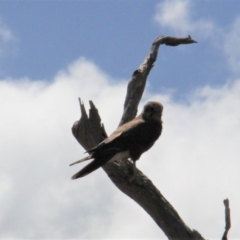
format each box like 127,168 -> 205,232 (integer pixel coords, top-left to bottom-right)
88,116 -> 144,153
69,116 -> 144,168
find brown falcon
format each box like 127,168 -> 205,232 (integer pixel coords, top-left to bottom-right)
70,101 -> 163,180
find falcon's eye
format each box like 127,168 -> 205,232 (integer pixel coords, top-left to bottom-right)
147,106 -> 154,112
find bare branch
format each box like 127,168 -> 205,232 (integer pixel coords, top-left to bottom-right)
222,199 -> 231,240
71,36 -> 203,239
119,35 -> 197,126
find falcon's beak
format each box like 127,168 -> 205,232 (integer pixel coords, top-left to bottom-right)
152,112 -> 162,120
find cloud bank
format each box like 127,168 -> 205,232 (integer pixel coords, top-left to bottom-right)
0,55 -> 240,239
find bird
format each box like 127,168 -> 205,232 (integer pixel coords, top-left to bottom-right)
70,101 -> 163,181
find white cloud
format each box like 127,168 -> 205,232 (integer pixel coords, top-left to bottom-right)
0,20 -> 14,42
143,81 -> 240,238
224,17 -> 240,73
154,0 -> 191,33
0,58 -> 240,239
0,18 -> 15,57
154,0 -> 215,38
154,0 -> 240,76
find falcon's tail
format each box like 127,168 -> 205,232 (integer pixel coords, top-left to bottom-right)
71,159 -> 103,179
69,155 -> 92,166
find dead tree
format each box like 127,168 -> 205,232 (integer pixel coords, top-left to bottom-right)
71,36 -> 230,240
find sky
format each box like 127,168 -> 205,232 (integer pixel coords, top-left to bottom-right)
0,0 -> 240,239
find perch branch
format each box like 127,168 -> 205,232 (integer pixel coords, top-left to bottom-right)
72,36 -> 203,239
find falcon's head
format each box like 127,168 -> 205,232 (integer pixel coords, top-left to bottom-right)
142,101 -> 163,121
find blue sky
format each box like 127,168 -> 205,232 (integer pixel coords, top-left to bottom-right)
1,0 -> 239,99
1,1 -> 240,239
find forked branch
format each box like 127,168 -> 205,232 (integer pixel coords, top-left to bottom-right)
72,36 -> 204,240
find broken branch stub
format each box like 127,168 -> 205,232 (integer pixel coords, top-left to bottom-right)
72,99 -> 107,151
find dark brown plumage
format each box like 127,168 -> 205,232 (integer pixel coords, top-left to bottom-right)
70,101 -> 163,180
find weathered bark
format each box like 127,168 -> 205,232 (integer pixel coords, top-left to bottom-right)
72,36 -> 204,240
